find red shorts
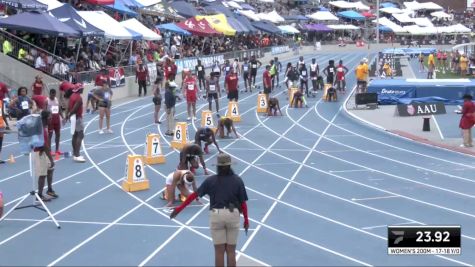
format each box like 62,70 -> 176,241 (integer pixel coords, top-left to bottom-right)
48,118 -> 61,133
186,93 -> 197,103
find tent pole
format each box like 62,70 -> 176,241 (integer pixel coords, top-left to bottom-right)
75,40 -> 81,63
53,37 -> 58,56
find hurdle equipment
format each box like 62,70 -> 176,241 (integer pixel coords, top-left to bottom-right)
144,133 -> 165,164
200,110 -> 217,132
289,88 -> 299,106
257,94 -> 268,113
227,101 -> 241,122
122,155 -> 150,192
171,122 -> 189,150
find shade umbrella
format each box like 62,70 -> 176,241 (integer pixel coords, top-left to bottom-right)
0,11 -> 79,36
176,17 -> 221,36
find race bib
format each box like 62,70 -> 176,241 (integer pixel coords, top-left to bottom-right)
187,84 -> 194,90
226,67 -> 230,71
329,68 -> 334,73
198,66 -> 203,71
337,67 -> 343,72
252,64 -> 257,68
243,66 -> 248,71
168,67 -> 171,71
104,92 -> 111,100
302,71 -> 307,76
213,67 -> 220,72
51,105 -> 59,114
209,85 -> 216,92
21,101 -> 28,110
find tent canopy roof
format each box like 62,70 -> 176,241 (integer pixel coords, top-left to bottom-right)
176,17 -> 221,36
327,24 -> 359,30
105,0 -> 138,16
251,20 -> 280,34
0,0 -> 47,11
338,10 -> 366,20
50,3 -> 105,36
0,11 -> 79,36
170,1 -> 199,18
329,0 -> 369,10
36,0 -> 63,10
306,11 -> 339,21
156,23 -> 191,35
196,14 -> 236,36
78,10 -> 140,39
278,25 -> 300,34
120,18 -> 162,40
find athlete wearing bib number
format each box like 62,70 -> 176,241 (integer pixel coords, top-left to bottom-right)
335,60 -> 349,93
323,60 -> 336,84
217,115 -> 238,138
299,64 -> 309,96
163,170 -> 199,207
178,143 -> 208,175
93,84 -> 113,134
195,59 -> 206,91
249,56 -> 262,89
183,73 -> 199,120
310,58 -> 321,92
206,74 -> 221,112
47,89 -> 63,155
242,58 -> 250,92
10,87 -> 32,120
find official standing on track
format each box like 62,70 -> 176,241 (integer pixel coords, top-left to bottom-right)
170,153 -> 249,267
459,94 -> 475,148
164,80 -> 177,136
66,84 -> 86,163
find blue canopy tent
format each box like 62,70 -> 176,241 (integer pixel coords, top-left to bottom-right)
0,0 -> 47,11
234,13 -> 257,33
380,2 -> 398,8
338,10 -> 365,21
226,16 -> 249,34
0,11 -> 79,37
156,23 -> 191,35
170,1 -> 199,18
240,3 -> 255,11
105,0 -> 138,16
202,2 -> 234,17
283,15 -> 309,21
122,0 -> 144,8
251,21 -> 281,34
379,25 -> 392,32
50,4 -> 105,36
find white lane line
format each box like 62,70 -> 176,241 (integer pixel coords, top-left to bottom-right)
329,169 -> 370,173
351,195 -> 400,201
362,221 -> 420,230
431,114 -> 445,140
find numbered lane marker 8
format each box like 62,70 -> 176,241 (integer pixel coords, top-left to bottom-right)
171,122 -> 189,150
257,94 -> 268,113
144,134 -> 165,164
122,155 -> 150,192
227,101 -> 241,122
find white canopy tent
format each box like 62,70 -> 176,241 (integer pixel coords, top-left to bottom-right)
327,24 -> 359,30
78,11 -> 137,39
238,9 -> 260,21
413,17 -> 433,27
278,25 -> 300,34
306,11 -> 339,21
392,12 -> 414,23
403,1 -> 443,11
329,0 -> 369,10
259,10 -> 285,23
257,0 -> 274,2
226,1 -> 242,9
380,7 -> 405,14
120,18 -> 162,40
36,0 -> 63,10
135,0 -> 161,6
374,17 -> 407,33
430,11 -> 451,19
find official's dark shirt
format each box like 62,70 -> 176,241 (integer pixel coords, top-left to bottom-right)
197,174 -> 248,210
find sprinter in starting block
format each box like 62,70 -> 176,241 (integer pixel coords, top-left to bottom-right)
326,85 -> 337,102
194,127 -> 221,154
178,144 -> 209,175
290,91 -> 308,108
267,97 -> 282,116
217,115 -> 238,138
162,170 -> 200,207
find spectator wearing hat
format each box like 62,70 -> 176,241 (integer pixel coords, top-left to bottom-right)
458,94 -> 475,148
170,153 -> 249,267
65,84 -> 86,163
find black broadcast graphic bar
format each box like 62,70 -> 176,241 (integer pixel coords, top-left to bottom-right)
387,226 -> 461,255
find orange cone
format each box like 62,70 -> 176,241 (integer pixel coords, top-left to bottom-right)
8,154 -> 15,163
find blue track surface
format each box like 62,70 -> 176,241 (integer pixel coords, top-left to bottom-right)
1,51 -> 475,266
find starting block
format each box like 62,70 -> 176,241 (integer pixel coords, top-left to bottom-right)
289,88 -> 299,106
122,155 -> 150,192
144,133 -> 165,164
227,101 -> 241,122
201,110 -> 217,132
322,84 -> 337,101
257,94 -> 268,113
171,122 -> 189,150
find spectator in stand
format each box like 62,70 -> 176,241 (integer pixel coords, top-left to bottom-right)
460,53 -> 469,76
31,75 -> 45,96
136,63 -> 150,97
35,53 -> 47,72
2,39 -> 12,56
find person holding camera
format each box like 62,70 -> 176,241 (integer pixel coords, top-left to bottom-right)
35,110 -> 57,201
170,153 -> 249,267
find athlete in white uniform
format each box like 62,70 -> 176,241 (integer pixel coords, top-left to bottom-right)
163,170 -> 199,207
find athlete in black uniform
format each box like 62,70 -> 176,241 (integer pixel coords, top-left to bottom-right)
267,97 -> 282,116
249,55 -> 262,90
195,59 -> 206,91
194,127 -> 221,154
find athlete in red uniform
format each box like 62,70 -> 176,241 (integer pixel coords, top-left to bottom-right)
31,75 -> 45,96
335,60 -> 349,93
47,89 -> 63,155
183,71 -> 199,120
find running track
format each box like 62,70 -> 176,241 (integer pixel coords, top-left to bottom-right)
1,51 -> 475,266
